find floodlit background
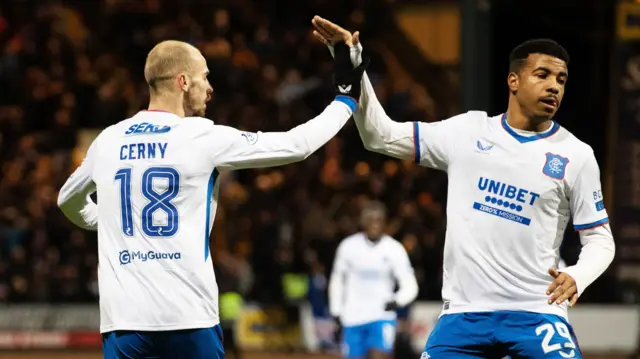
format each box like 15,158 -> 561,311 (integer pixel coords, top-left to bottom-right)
0,0 -> 638,358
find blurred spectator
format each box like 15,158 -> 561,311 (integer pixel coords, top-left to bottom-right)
306,249 -> 338,353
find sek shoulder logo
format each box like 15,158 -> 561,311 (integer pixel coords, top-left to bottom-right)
119,250 -> 181,265
125,122 -> 171,135
543,153 -> 569,180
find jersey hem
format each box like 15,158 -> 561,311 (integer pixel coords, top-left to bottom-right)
340,314 -> 397,327
342,318 -> 397,329
440,302 -> 568,320
100,319 -> 220,333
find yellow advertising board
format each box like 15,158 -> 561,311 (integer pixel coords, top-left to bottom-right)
618,1 -> 640,40
236,304 -> 301,351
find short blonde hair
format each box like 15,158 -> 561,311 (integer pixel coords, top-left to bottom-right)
144,40 -> 200,92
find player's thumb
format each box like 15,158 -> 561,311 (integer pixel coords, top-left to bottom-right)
548,267 -> 560,278
353,31 -> 360,45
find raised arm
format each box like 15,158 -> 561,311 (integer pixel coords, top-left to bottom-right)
212,42 -> 368,170
311,17 -> 415,161
311,18 -> 466,170
57,140 -> 99,231
356,68 -> 470,171
355,70 -> 416,160
214,98 -> 354,170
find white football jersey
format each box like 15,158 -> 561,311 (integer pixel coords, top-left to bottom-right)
330,233 -> 414,326
413,111 -> 609,319
57,101 -> 353,332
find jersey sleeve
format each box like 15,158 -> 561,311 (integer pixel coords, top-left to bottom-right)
331,241 -> 349,275
57,139 -> 98,231
207,100 -> 353,170
328,241 -> 349,317
570,151 -> 609,231
388,240 -> 419,307
353,77 -> 471,171
352,72 -> 416,161
389,241 -> 414,280
558,224 -> 615,296
414,113 -> 469,170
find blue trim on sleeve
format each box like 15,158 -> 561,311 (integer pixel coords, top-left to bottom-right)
574,217 -> 609,231
413,122 -> 420,164
334,95 -> 357,112
204,169 -> 220,261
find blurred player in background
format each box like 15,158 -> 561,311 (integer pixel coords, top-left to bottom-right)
313,17 -> 615,359
329,201 -> 418,359
307,249 -> 339,353
57,39 -> 368,359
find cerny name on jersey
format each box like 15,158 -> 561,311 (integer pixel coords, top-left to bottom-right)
120,142 -> 168,160
474,177 -> 540,226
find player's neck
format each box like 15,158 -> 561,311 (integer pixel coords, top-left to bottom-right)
148,95 -> 185,118
365,235 -> 382,244
505,106 -> 552,133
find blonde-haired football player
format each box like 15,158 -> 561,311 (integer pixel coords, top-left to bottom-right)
58,39 -> 368,359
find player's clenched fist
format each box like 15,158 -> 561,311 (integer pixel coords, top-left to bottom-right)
547,267 -> 579,307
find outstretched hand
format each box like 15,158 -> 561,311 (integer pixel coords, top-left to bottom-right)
546,267 -> 579,307
312,16 -> 360,47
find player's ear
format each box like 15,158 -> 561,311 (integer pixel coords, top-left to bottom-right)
507,71 -> 519,95
178,74 -> 189,92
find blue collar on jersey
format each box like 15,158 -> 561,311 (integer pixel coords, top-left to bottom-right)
501,113 -> 560,144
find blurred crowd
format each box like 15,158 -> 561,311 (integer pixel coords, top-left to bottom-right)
0,0 -> 611,309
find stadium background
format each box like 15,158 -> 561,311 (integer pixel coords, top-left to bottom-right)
0,0 -> 638,358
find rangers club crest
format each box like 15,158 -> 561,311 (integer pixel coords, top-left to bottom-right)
543,153 -> 569,180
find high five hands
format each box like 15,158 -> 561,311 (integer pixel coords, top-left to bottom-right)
312,16 -> 359,47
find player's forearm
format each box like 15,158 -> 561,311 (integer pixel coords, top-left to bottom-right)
57,140 -> 98,231
328,273 -> 344,317
559,224 -> 615,295
57,169 -> 98,231
286,98 -> 354,161
225,99 -> 353,169
354,73 -> 415,160
57,192 -> 98,231
394,274 -> 419,307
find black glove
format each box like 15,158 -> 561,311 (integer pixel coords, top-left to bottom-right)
333,42 -> 370,102
384,301 -> 398,311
